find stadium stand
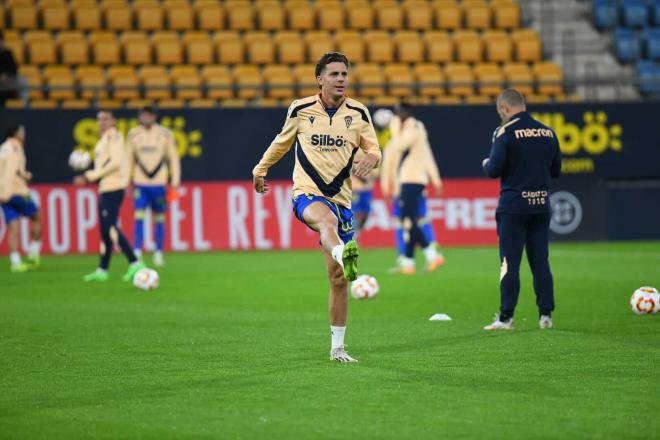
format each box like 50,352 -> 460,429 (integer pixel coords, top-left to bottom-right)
1,0 -> 570,108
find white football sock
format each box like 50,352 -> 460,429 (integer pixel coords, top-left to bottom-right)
331,244 -> 345,269
10,252 -> 21,265
400,256 -> 415,268
29,240 -> 42,257
331,325 -> 346,350
423,243 -> 438,262
134,249 -> 142,258
95,268 -> 107,274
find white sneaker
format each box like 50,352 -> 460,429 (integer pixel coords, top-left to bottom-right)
153,252 -> 165,267
483,315 -> 514,330
539,315 -> 553,329
330,346 -> 358,362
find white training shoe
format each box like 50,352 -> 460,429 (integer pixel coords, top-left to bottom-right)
483,315 -> 514,331
539,315 -> 553,329
153,252 -> 165,267
330,346 -> 358,362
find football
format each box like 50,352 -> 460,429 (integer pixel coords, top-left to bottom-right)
133,268 -> 160,291
351,274 -> 379,300
68,149 -> 91,171
630,286 -> 659,315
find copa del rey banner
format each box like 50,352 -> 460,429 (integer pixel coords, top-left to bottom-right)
0,179 -> 499,255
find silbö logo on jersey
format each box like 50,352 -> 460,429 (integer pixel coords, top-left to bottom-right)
311,134 -> 347,152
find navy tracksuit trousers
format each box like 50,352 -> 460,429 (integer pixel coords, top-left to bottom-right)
496,212 -> 555,320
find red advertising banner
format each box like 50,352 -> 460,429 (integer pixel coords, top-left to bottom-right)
0,179 -> 499,255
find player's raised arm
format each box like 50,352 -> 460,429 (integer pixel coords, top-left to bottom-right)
352,108 -> 381,178
166,131 -> 181,188
252,102 -> 299,193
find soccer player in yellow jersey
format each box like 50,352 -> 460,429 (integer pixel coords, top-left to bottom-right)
381,103 -> 444,275
0,124 -> 42,272
252,52 -> 381,362
127,106 -> 181,267
74,110 -> 145,282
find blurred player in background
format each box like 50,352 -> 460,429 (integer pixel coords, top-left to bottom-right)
74,110 -> 144,282
127,106 -> 181,267
350,108 -> 393,239
381,103 -> 444,275
0,123 -> 42,272
253,52 -> 381,362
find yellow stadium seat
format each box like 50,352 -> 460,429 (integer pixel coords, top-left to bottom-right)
355,64 -> 384,98
72,0 -> 97,7
29,40 -> 57,64
152,31 -> 179,44
42,0 -> 67,7
166,4 -> 193,31
365,31 -> 393,63
183,31 -> 209,44
474,63 -> 504,96
56,30 -> 84,45
503,62 -> 533,96
263,65 -> 295,99
77,65 -> 107,99
369,96 -> 397,106
463,0 -> 492,30
376,3 -> 403,30
195,2 -> 225,31
144,74 -> 171,100
347,4 -> 374,31
124,39 -> 152,65
60,99 -> 91,109
454,30 -> 483,63
30,100 -> 59,109
228,4 -> 254,31
24,31 -> 51,45
433,95 -> 460,104
512,29 -> 542,62
189,98 -> 216,108
275,32 -> 305,64
104,5 -> 133,31
89,31 -> 115,43
123,99 -> 150,109
233,64 -> 262,100
335,31 -> 364,63
187,39 -> 214,64
5,40 -> 25,64
62,40 -> 89,64
107,65 -> 134,79
287,2 -> 315,31
424,31 -> 453,63
74,6 -> 101,31
433,0 -> 462,30
46,70 -> 76,100
404,1 -> 432,30
293,63 -> 317,96
305,31 -> 334,62
413,63 -> 445,97
155,41 -> 183,65
214,31 -> 244,64
465,95 -> 492,104
43,65 -> 71,78
220,98 -> 248,108
201,65 -> 233,99
317,6 -> 344,31
156,98 -> 183,109
6,0 -> 32,7
171,65 -> 197,78
247,37 -> 275,65
99,0 -> 127,9
492,0 -> 520,29
258,5 -> 285,31
526,94 -> 550,104
43,6 -> 70,30
0,6 -> 4,30
137,5 -> 164,30
384,64 -> 413,97
174,75 -> 202,100
93,40 -> 120,64
483,30 -> 512,62
139,65 -> 167,81
113,76 -> 140,100
445,63 -> 474,97
533,62 -> 563,96
394,32 -> 424,63
12,6 -> 38,29
96,98 -> 123,109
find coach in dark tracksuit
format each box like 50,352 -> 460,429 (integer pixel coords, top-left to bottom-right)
482,89 -> 562,331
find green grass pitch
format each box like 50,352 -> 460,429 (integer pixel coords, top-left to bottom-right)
1,242 -> 659,439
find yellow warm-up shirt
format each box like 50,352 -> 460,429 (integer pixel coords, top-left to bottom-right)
127,124 -> 181,187
85,127 -> 129,193
0,138 -> 29,200
253,95 -> 382,208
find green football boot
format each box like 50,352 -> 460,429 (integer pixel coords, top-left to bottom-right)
83,270 -> 109,282
10,262 -> 29,273
25,255 -> 41,269
122,261 -> 146,282
342,240 -> 359,281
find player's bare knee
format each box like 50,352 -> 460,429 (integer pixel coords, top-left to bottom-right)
330,269 -> 347,290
